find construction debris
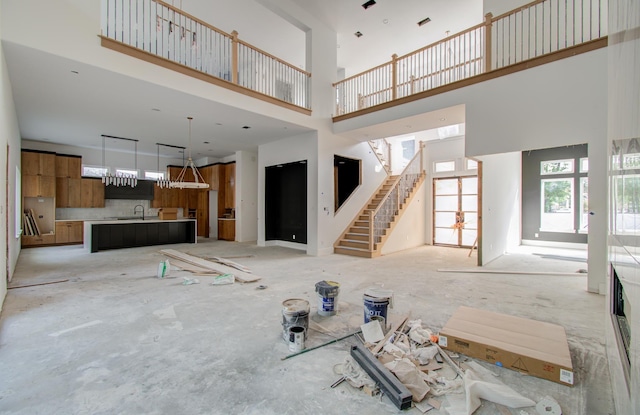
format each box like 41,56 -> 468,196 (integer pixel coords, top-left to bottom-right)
160,249 -> 261,283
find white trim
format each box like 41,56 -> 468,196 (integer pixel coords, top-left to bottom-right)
521,239 -> 587,250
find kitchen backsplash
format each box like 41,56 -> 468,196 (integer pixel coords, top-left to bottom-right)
55,199 -> 184,220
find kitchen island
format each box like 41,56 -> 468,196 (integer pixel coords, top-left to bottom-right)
84,218 -> 196,253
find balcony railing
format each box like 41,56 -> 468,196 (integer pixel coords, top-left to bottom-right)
102,0 -> 311,111
334,0 -> 607,116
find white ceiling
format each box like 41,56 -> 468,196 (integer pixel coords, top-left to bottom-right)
3,0 -> 481,160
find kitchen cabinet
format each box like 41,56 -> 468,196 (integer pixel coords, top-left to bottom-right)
218,219 -> 235,241
55,155 -> 81,179
22,150 -> 56,177
89,220 -> 196,252
22,175 -> 55,198
56,177 -> 82,207
197,191 -> 209,237
55,221 -> 83,244
21,234 -> 56,247
80,178 -> 105,208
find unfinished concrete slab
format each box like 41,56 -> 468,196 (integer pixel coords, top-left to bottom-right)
0,241 -> 613,414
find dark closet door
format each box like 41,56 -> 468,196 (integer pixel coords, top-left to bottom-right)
265,161 -> 307,243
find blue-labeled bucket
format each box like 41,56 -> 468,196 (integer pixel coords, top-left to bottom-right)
315,280 -> 340,316
363,288 -> 394,330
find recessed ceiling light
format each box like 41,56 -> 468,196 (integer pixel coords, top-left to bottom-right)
354,31 -> 363,38
418,17 -> 431,26
151,108 -> 161,112
215,122 -> 222,126
71,70 -> 79,74
242,126 -> 251,129
383,19 -> 389,24
439,117 -> 446,121
362,0 -> 376,10
203,141 -> 210,144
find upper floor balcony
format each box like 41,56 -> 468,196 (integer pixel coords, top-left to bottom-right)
101,0 -> 311,115
333,0 -> 608,121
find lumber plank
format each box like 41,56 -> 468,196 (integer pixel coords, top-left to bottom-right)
371,314 -> 410,354
160,249 -> 261,283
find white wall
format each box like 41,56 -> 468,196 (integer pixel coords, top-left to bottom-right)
0,8 -> 23,308
381,181 -> 426,255
606,0 -> 640,411
236,150 -> 258,242
477,152 -> 521,265
318,133 -> 388,255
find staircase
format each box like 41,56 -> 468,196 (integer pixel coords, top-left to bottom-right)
369,139 -> 391,173
334,143 -> 426,258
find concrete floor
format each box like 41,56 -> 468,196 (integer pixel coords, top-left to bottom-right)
0,241 -> 614,415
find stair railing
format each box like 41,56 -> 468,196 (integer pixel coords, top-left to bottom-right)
368,138 -> 392,173
368,142 -> 425,251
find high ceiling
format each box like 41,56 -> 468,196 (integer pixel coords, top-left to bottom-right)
3,0 -> 481,160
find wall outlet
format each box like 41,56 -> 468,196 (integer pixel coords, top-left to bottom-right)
535,233 -> 539,238
293,234 -> 296,240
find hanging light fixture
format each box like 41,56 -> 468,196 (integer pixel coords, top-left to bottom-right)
101,134 -> 139,187
166,117 -> 209,189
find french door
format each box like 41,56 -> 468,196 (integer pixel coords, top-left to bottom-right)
433,176 -> 478,247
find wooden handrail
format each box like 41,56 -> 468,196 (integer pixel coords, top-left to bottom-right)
491,0 -> 547,22
333,61 -> 393,87
237,39 -> 312,77
396,21 -> 488,61
153,0 -> 232,38
371,145 -> 424,218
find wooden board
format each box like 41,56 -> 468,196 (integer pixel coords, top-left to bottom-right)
160,249 -> 261,283
169,258 -> 219,274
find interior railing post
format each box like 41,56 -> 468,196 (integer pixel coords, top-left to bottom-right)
369,210 -> 375,251
484,13 -> 493,72
420,141 -> 425,174
391,54 -> 398,100
231,30 -> 239,84
387,140 -> 392,172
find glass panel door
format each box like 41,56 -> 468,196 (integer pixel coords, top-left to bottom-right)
433,176 -> 478,247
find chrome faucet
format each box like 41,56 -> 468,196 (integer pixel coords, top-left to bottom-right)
133,204 -> 145,220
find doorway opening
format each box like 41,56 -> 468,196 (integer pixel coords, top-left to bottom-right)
433,176 -> 478,247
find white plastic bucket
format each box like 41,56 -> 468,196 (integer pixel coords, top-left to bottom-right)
281,299 -> 309,341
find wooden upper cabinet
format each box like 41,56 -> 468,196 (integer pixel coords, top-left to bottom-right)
23,175 -> 55,198
80,178 -> 105,208
208,165 -> 220,190
22,150 -> 56,177
55,155 -> 81,178
56,177 -> 81,207
92,179 -> 105,207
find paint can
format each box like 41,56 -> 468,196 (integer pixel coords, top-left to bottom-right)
288,326 -> 305,352
281,299 -> 309,341
315,280 -> 340,316
363,287 -> 394,331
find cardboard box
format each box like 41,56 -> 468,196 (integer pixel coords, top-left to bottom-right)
438,306 -> 574,386
158,208 -> 178,220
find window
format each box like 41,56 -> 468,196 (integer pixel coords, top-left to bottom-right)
145,171 -> 165,180
540,178 -> 574,232
579,158 -> 589,173
115,168 -> 139,178
579,178 -> 589,232
541,159 -> 574,175
434,161 -> 455,173
82,165 -> 108,177
466,159 -> 478,170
